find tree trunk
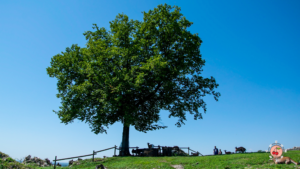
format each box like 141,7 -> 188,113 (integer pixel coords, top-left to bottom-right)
120,118 -> 131,156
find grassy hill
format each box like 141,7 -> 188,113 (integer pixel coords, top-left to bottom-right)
1,151 -> 300,169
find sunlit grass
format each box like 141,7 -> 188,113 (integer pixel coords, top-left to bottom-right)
1,151 -> 300,169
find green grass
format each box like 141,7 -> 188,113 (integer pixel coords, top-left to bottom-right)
1,151 -> 300,169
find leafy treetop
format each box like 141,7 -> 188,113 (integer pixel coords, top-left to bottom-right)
46,4 -> 220,135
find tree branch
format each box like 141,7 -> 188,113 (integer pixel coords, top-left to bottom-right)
134,81 -> 163,107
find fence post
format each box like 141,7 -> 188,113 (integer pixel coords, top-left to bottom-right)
114,145 -> 116,156
54,156 -> 57,169
188,147 -> 189,156
93,150 -> 95,162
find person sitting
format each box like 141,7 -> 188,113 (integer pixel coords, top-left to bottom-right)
213,146 -> 219,155
218,149 -> 222,155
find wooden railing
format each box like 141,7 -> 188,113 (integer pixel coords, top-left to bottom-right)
188,147 -> 203,156
130,145 -> 203,156
53,145 -> 203,168
53,146 -> 117,169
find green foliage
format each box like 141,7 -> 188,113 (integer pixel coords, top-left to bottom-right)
0,152 -> 9,159
0,160 -> 31,169
46,3 -> 220,135
5,157 -> 14,163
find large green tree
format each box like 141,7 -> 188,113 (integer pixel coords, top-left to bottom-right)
47,4 -> 220,156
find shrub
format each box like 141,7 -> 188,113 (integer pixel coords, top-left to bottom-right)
5,157 -> 14,163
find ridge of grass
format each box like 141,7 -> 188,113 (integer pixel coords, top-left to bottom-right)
1,151 -> 300,169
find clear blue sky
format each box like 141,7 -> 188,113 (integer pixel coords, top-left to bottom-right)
1,0 -> 299,163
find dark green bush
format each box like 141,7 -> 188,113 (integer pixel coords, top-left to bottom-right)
5,157 -> 14,163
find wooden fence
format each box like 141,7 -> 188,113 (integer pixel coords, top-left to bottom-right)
188,147 -> 203,156
149,146 -> 203,156
53,146 -> 117,169
150,146 -> 203,156
53,145 -> 202,168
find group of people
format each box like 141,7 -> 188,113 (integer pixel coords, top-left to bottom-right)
213,146 -> 222,155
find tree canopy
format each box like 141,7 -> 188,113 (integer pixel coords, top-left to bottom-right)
46,3 -> 220,155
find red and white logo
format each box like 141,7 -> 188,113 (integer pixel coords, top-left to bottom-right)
268,140 -> 285,159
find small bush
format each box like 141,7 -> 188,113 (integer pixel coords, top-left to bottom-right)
5,157 -> 14,163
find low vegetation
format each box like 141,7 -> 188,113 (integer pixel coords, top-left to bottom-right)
1,151 -> 300,169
